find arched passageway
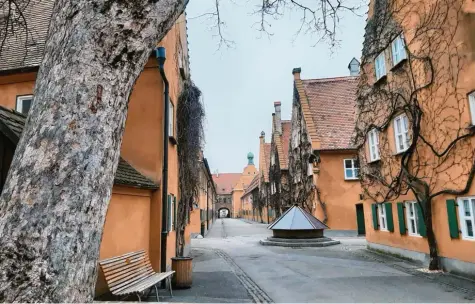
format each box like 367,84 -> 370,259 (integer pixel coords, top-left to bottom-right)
218,208 -> 231,218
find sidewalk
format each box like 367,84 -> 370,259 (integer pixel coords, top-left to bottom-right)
153,247 -> 253,303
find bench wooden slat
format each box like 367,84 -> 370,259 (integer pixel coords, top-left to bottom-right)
112,270 -> 156,294
109,266 -> 153,289
117,271 -> 175,295
99,250 -> 174,299
106,262 -> 149,282
103,258 -> 148,277
100,250 -> 146,265
100,252 -> 147,270
108,265 -> 153,287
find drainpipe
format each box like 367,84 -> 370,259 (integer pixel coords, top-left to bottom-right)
156,47 -> 169,273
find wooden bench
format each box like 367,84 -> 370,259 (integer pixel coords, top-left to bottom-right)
99,250 -> 175,302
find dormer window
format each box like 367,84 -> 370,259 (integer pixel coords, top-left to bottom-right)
375,52 -> 386,81
391,35 -> 407,66
16,95 -> 33,114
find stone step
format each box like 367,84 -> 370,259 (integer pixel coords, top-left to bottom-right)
259,240 -> 341,247
266,237 -> 333,243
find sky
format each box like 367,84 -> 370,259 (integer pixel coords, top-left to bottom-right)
186,0 -> 367,173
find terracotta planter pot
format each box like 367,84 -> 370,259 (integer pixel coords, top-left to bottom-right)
171,257 -> 193,289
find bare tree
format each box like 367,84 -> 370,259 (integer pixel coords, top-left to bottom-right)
0,0 -> 361,301
354,0 -> 474,270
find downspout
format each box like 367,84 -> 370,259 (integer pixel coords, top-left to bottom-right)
267,184 -> 270,223
156,47 -> 169,273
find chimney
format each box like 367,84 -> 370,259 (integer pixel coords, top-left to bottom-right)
259,131 -> 265,173
292,67 -> 301,80
348,58 -> 360,76
274,101 -> 282,135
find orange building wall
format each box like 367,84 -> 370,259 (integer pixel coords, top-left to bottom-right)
365,188 -> 475,265
314,151 -> 361,230
361,0 -> 475,269
0,72 -> 36,109
96,186 -> 152,295
232,163 -> 258,217
189,209 -> 201,234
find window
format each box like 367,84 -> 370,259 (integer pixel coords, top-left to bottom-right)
344,159 -> 359,180
378,204 -> 388,231
169,100 -> 174,137
375,52 -> 387,80
405,202 -> 420,236
469,92 -> 475,125
391,35 -> 407,66
458,197 -> 475,240
16,95 -> 33,114
271,153 -> 275,165
368,129 -> 380,162
394,114 -> 410,153
271,182 -> 276,194
168,194 -> 176,231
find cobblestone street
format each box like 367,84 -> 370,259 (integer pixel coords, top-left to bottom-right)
159,218 -> 475,303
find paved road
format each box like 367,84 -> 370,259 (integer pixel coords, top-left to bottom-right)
188,218 -> 475,303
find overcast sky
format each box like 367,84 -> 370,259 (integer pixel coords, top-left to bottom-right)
186,0 -> 366,173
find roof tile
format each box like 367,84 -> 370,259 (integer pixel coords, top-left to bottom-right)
301,76 -> 358,150
0,105 -> 157,189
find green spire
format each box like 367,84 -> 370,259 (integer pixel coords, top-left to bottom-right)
247,152 -> 254,165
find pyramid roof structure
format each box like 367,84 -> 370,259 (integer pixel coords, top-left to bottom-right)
268,205 -> 328,230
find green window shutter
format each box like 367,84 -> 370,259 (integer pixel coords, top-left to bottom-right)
372,204 -> 379,230
397,202 -> 406,235
416,203 -> 427,237
173,196 -> 177,230
167,195 -> 172,232
385,203 -> 394,232
446,199 -> 459,239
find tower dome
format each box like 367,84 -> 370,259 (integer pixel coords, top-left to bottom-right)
247,152 -> 254,165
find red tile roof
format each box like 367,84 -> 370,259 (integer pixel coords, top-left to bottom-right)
302,76 -> 358,150
242,174 -> 259,197
213,173 -> 241,195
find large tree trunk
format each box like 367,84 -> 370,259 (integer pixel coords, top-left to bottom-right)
0,0 -> 186,302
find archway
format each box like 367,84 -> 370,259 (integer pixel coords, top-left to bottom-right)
218,207 -> 231,218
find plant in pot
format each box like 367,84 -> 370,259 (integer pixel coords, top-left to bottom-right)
173,80 -> 204,289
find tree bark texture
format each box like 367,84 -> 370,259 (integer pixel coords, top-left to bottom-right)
0,0 -> 186,302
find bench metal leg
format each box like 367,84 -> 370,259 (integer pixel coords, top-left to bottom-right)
136,292 -> 141,302
168,276 -> 173,297
155,284 -> 160,302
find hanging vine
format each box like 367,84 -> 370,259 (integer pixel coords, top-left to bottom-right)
176,79 -> 205,257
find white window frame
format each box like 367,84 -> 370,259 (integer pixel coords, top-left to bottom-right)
468,92 -> 475,125
457,197 -> 475,240
378,204 -> 388,231
169,100 -> 175,137
16,95 -> 33,114
169,194 -> 175,231
405,201 -> 420,236
344,159 -> 359,180
368,129 -> 380,162
375,52 -> 387,81
391,35 -> 407,66
394,114 -> 410,153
